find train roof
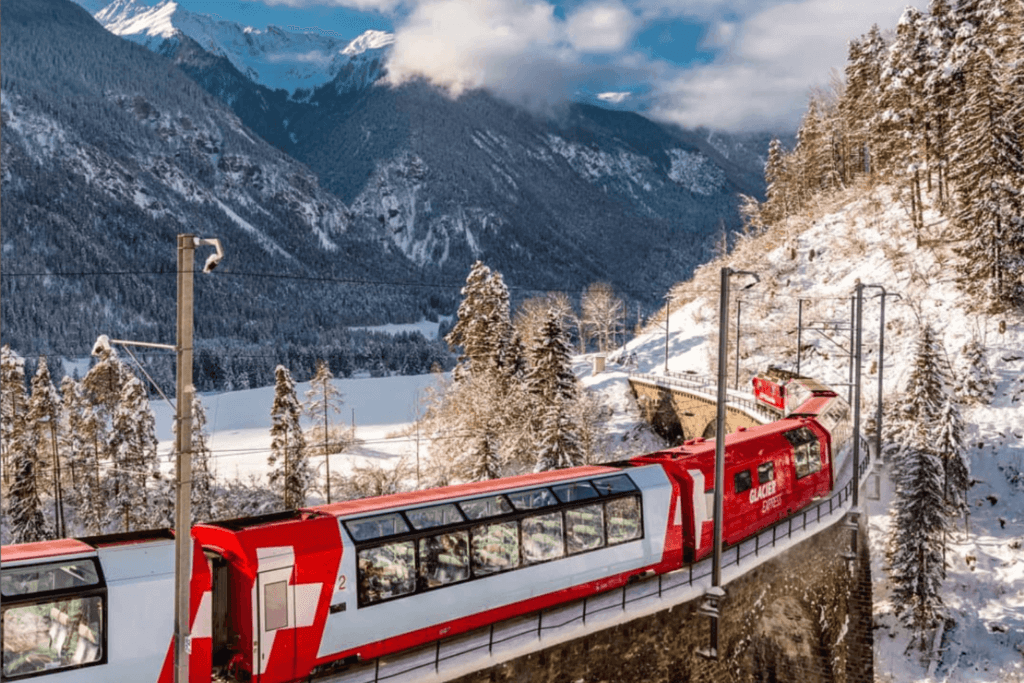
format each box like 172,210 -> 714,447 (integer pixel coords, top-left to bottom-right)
312,465 -> 624,519
0,538 -> 95,564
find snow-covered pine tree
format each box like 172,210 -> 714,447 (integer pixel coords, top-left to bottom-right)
3,347 -> 50,543
841,25 -> 888,177
949,46 -> 1024,308
922,0 -> 957,204
28,357 -> 65,537
528,312 -> 585,471
75,400 -> 106,535
874,7 -> 930,178
933,394 -> 969,513
762,138 -> 790,223
445,261 -> 514,379
888,421 -> 948,648
57,376 -> 85,532
107,377 -> 159,532
305,360 -> 345,503
901,324 -> 949,437
268,365 -> 310,509
189,393 -> 215,523
957,337 -> 995,404
1,344 -> 29,487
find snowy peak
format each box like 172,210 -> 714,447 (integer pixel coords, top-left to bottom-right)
342,30 -> 394,57
83,0 -> 393,94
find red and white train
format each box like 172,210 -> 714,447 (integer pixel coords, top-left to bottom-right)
1,376 -> 850,683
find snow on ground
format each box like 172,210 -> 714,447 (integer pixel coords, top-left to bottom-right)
152,373 -> 442,485
348,316 -> 451,340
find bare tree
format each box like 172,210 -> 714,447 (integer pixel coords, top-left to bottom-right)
581,282 -> 624,352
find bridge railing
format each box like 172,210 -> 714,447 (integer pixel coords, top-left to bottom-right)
328,444 -> 865,683
629,371 -> 782,424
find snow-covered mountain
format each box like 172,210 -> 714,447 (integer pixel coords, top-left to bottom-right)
83,0 -> 392,95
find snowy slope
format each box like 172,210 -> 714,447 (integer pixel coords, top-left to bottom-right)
86,0 -> 392,94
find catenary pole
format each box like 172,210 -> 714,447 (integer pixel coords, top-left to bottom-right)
174,235 -> 195,683
852,284 -> 864,508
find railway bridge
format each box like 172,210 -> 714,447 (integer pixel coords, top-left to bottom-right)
327,373 -> 875,683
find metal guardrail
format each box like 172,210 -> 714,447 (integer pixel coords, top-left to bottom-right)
629,371 -> 782,424
326,448 -> 865,683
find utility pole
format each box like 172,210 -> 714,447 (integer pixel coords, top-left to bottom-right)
848,295 -> 855,404
852,285 -> 863,508
699,266 -> 757,661
734,298 -> 742,390
174,235 -> 223,683
796,299 -> 806,375
862,287 -> 900,464
664,300 -> 670,373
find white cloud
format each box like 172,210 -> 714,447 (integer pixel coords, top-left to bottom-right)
597,91 -> 631,103
565,1 -> 638,53
646,0 -> 925,131
385,0 -> 641,107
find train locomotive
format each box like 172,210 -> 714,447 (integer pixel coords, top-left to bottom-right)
1,376 -> 850,683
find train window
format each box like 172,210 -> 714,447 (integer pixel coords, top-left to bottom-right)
357,541 -> 416,605
591,474 -> 637,496
470,521 -> 519,576
459,495 -> 513,521
507,488 -> 558,511
521,511 -> 565,564
733,470 -> 753,494
2,595 -> 104,678
418,531 -> 470,589
406,504 -> 464,530
606,497 -> 642,544
551,481 -> 599,504
786,427 -> 822,479
758,462 -> 775,484
346,513 -> 410,542
566,504 -> 605,554
264,581 -> 288,631
1,560 -> 100,597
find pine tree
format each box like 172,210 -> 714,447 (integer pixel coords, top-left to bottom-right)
957,338 -> 995,404
446,261 -> 515,379
58,376 -> 86,532
762,138 -> 789,222
842,26 -> 888,177
28,357 -> 65,537
528,313 -> 585,471
889,422 -> 948,647
268,365 -> 309,509
949,47 -> 1024,308
107,377 -> 159,532
4,347 -> 50,543
901,324 -> 949,435
1,345 -> 29,487
933,395 -> 969,512
305,360 -> 345,503
923,0 -> 957,204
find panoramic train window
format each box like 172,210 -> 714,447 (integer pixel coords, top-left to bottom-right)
459,495 -> 513,521
733,470 -> 753,494
552,481 -> 599,504
758,462 -> 775,484
2,595 -> 104,678
591,474 -> 638,496
407,503 -> 464,530
566,504 -> 605,554
471,521 -> 520,575
418,531 -> 470,589
521,511 -> 565,564
346,512 -> 410,542
786,427 -> 822,479
606,497 -> 642,544
508,487 -> 558,511
1,560 -> 100,597
357,541 -> 416,605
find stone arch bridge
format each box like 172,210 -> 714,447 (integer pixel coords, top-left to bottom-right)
628,371 -> 783,443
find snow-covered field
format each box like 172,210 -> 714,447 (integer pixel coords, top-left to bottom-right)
152,183 -> 1023,681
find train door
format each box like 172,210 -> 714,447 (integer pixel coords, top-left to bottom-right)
255,565 -> 295,683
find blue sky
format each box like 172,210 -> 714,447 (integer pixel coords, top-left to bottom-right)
171,0 -> 922,132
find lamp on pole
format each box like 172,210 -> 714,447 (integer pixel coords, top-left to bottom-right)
700,266 -> 758,660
